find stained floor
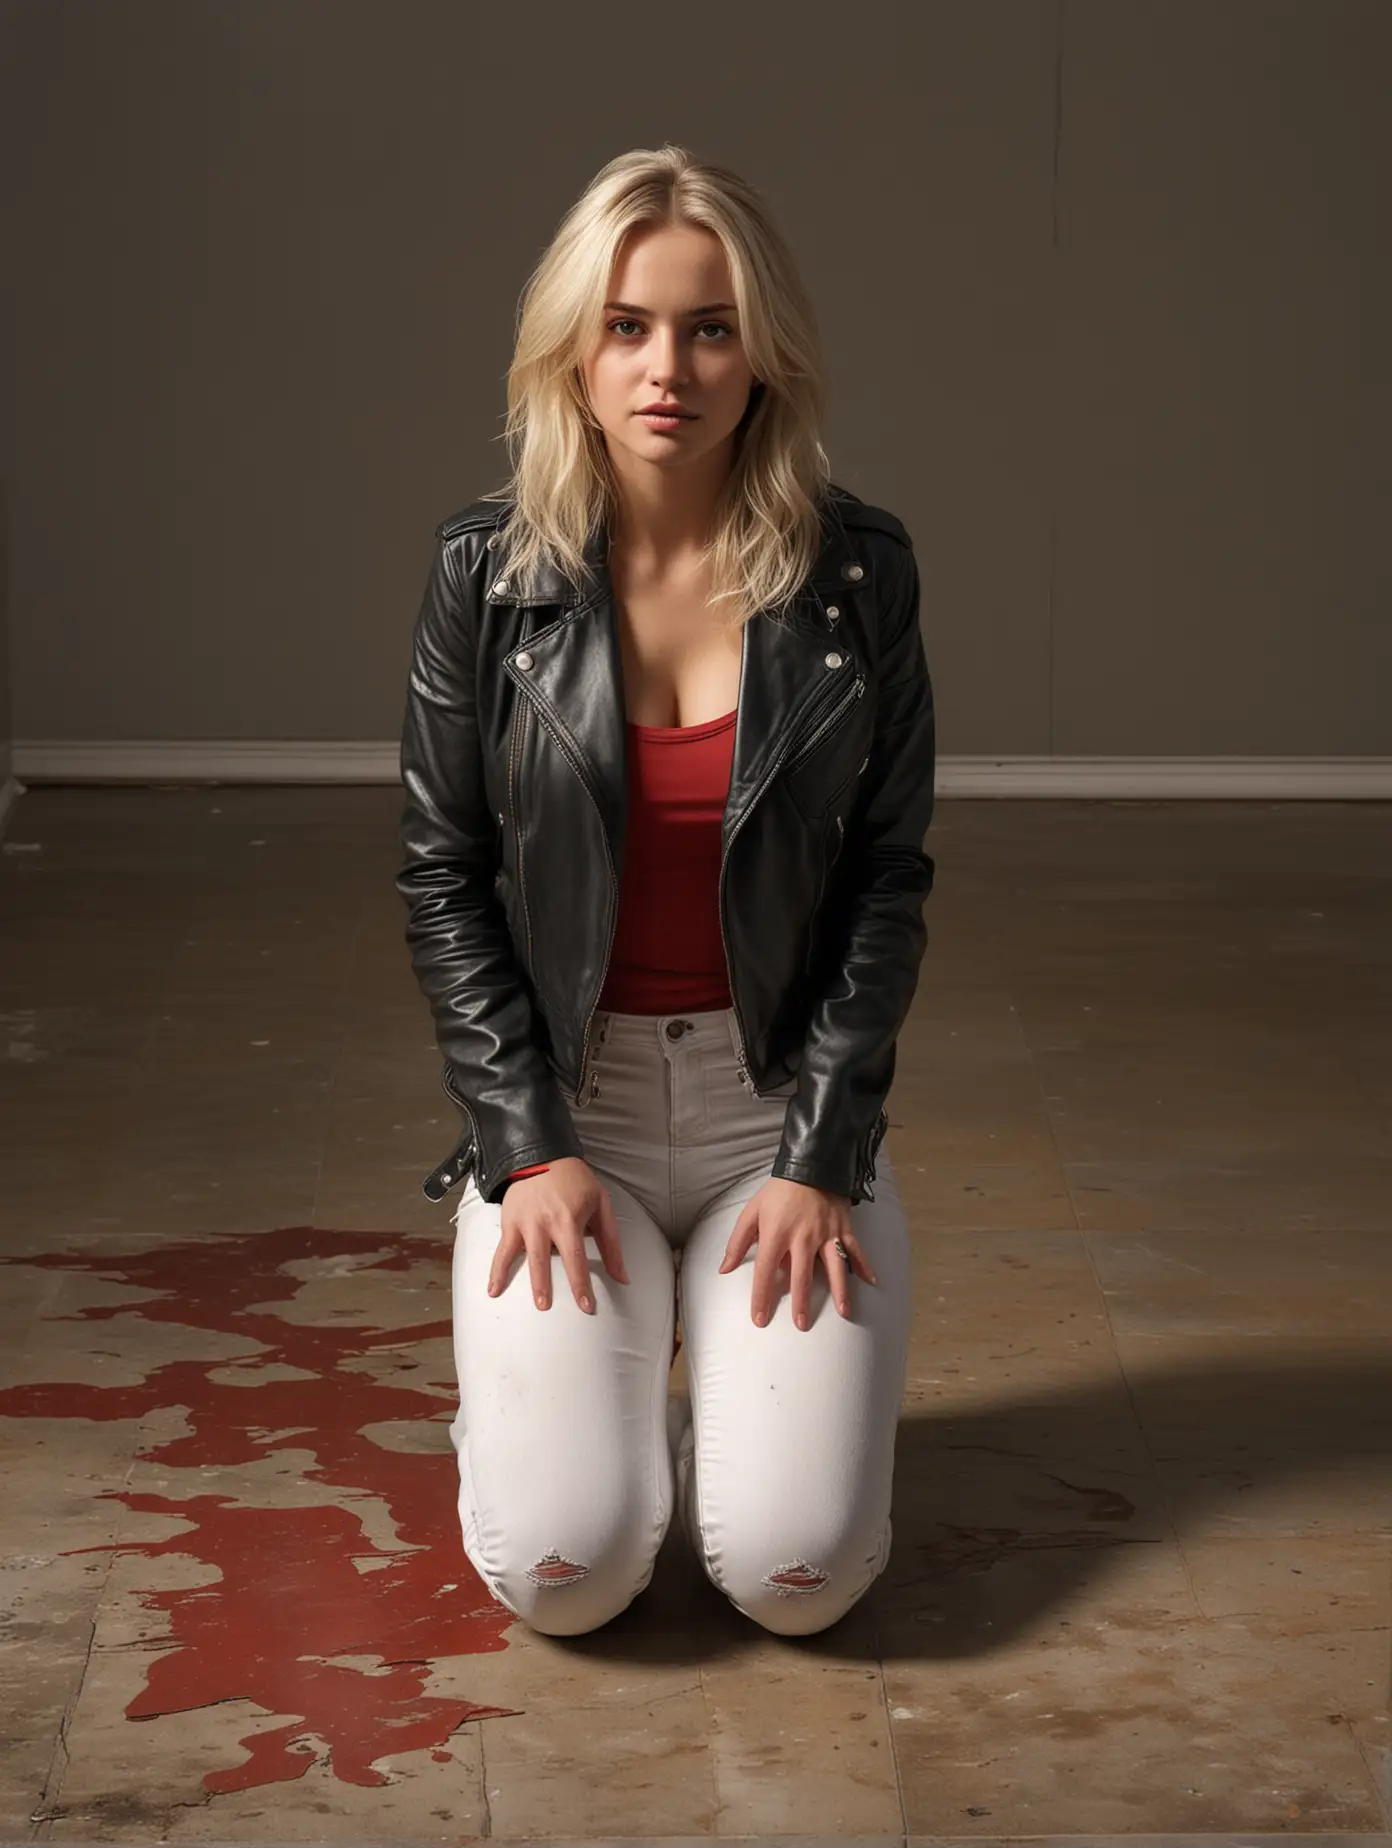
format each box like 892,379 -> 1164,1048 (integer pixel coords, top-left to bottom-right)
0,786 -> 1389,1844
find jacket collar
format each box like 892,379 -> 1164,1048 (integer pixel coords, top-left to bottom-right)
484,493 -> 864,612
495,517 -> 608,608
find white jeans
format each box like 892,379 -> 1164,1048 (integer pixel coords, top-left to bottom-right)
448,1004 -> 912,1637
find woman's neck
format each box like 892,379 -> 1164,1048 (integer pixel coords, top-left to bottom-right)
605,447 -> 733,569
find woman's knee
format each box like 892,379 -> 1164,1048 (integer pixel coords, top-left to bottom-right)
469,1520 -> 665,1637
699,1519 -> 893,1638
489,1549 -> 658,1637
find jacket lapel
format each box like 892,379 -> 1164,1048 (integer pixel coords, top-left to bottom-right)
724,580 -> 852,824
493,528 -> 628,849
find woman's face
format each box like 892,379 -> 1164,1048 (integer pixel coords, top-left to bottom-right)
579,221 -> 759,478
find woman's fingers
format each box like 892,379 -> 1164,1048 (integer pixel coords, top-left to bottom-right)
822,1238 -> 852,1319
592,1188 -> 630,1285
749,1238 -> 785,1327
488,1164 -> 629,1312
520,1217 -> 591,1312
487,1222 -> 523,1298
526,1224 -> 554,1310
554,1221 -> 595,1314
748,1228 -> 874,1329
494,1213 -> 604,1313
838,1230 -> 879,1287
718,1201 -> 759,1274
788,1240 -> 817,1330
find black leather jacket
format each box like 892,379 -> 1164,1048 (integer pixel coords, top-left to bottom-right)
395,481 -> 936,1209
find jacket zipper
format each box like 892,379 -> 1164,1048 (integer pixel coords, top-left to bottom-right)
508,696 -> 535,972
719,672 -> 865,1089
439,1066 -> 481,1185
853,1105 -> 890,1202
780,674 -> 866,778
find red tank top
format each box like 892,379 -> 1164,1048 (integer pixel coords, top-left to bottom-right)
508,706 -> 737,1183
597,707 -> 737,1013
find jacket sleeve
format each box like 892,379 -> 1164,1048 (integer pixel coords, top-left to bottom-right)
395,529 -> 586,1203
769,532 -> 937,1202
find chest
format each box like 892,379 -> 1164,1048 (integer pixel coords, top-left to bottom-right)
613,574 -> 746,729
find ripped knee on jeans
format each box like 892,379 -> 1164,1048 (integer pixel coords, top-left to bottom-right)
761,1557 -> 830,1596
525,1548 -> 591,1588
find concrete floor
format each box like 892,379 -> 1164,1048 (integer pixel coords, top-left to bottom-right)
0,786 -> 1389,1845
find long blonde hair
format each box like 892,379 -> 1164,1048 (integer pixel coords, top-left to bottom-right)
479,144 -> 832,625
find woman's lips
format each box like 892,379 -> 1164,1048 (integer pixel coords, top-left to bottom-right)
638,409 -> 697,431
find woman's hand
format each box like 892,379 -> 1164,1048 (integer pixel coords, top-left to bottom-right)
717,1177 -> 878,1329
487,1156 -> 629,1313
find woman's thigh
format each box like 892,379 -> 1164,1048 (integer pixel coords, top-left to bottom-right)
675,1145 -> 913,1636
449,1169 -> 678,1635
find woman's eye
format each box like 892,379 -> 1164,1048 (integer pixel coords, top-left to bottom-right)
605,319 -> 734,340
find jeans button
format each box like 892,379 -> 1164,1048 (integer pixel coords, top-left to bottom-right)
665,1020 -> 688,1040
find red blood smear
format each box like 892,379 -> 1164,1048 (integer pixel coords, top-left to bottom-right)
0,1226 -> 521,1791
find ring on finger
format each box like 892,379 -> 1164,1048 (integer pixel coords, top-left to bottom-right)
834,1238 -> 849,1261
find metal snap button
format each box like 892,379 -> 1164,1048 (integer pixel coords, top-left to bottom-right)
825,651 -> 844,669
664,1020 -> 687,1040
841,561 -> 864,582
492,577 -> 510,596
515,651 -> 534,671
825,604 -> 840,621
487,531 -> 502,548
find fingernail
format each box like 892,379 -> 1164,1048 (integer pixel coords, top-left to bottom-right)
535,1292 -> 547,1309
754,1309 -> 767,1327
795,1311 -> 808,1331
580,1294 -> 593,1313
868,1272 -> 879,1285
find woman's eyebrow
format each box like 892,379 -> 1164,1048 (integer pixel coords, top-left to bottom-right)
603,300 -> 738,317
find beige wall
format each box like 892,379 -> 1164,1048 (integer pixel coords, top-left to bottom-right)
0,475 -> 10,787
1,0 -> 1388,758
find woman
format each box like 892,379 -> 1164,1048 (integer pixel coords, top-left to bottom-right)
396,145 -> 936,1638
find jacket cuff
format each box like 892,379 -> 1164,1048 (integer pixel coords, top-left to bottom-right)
771,1103 -> 890,1207
476,1127 -> 583,1205
769,1153 -> 855,1198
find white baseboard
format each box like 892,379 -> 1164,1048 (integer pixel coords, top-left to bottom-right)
13,740 -> 398,785
8,740 -> 1392,799
939,755 -> 1392,798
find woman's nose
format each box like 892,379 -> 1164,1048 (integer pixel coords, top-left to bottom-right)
649,334 -> 685,383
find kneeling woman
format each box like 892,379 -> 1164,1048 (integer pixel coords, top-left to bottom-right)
396,142 -> 937,1637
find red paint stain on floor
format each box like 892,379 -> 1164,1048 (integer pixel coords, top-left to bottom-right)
0,1227 -> 520,1791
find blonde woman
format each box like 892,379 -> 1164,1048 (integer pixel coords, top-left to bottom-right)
396,145 -> 936,1638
